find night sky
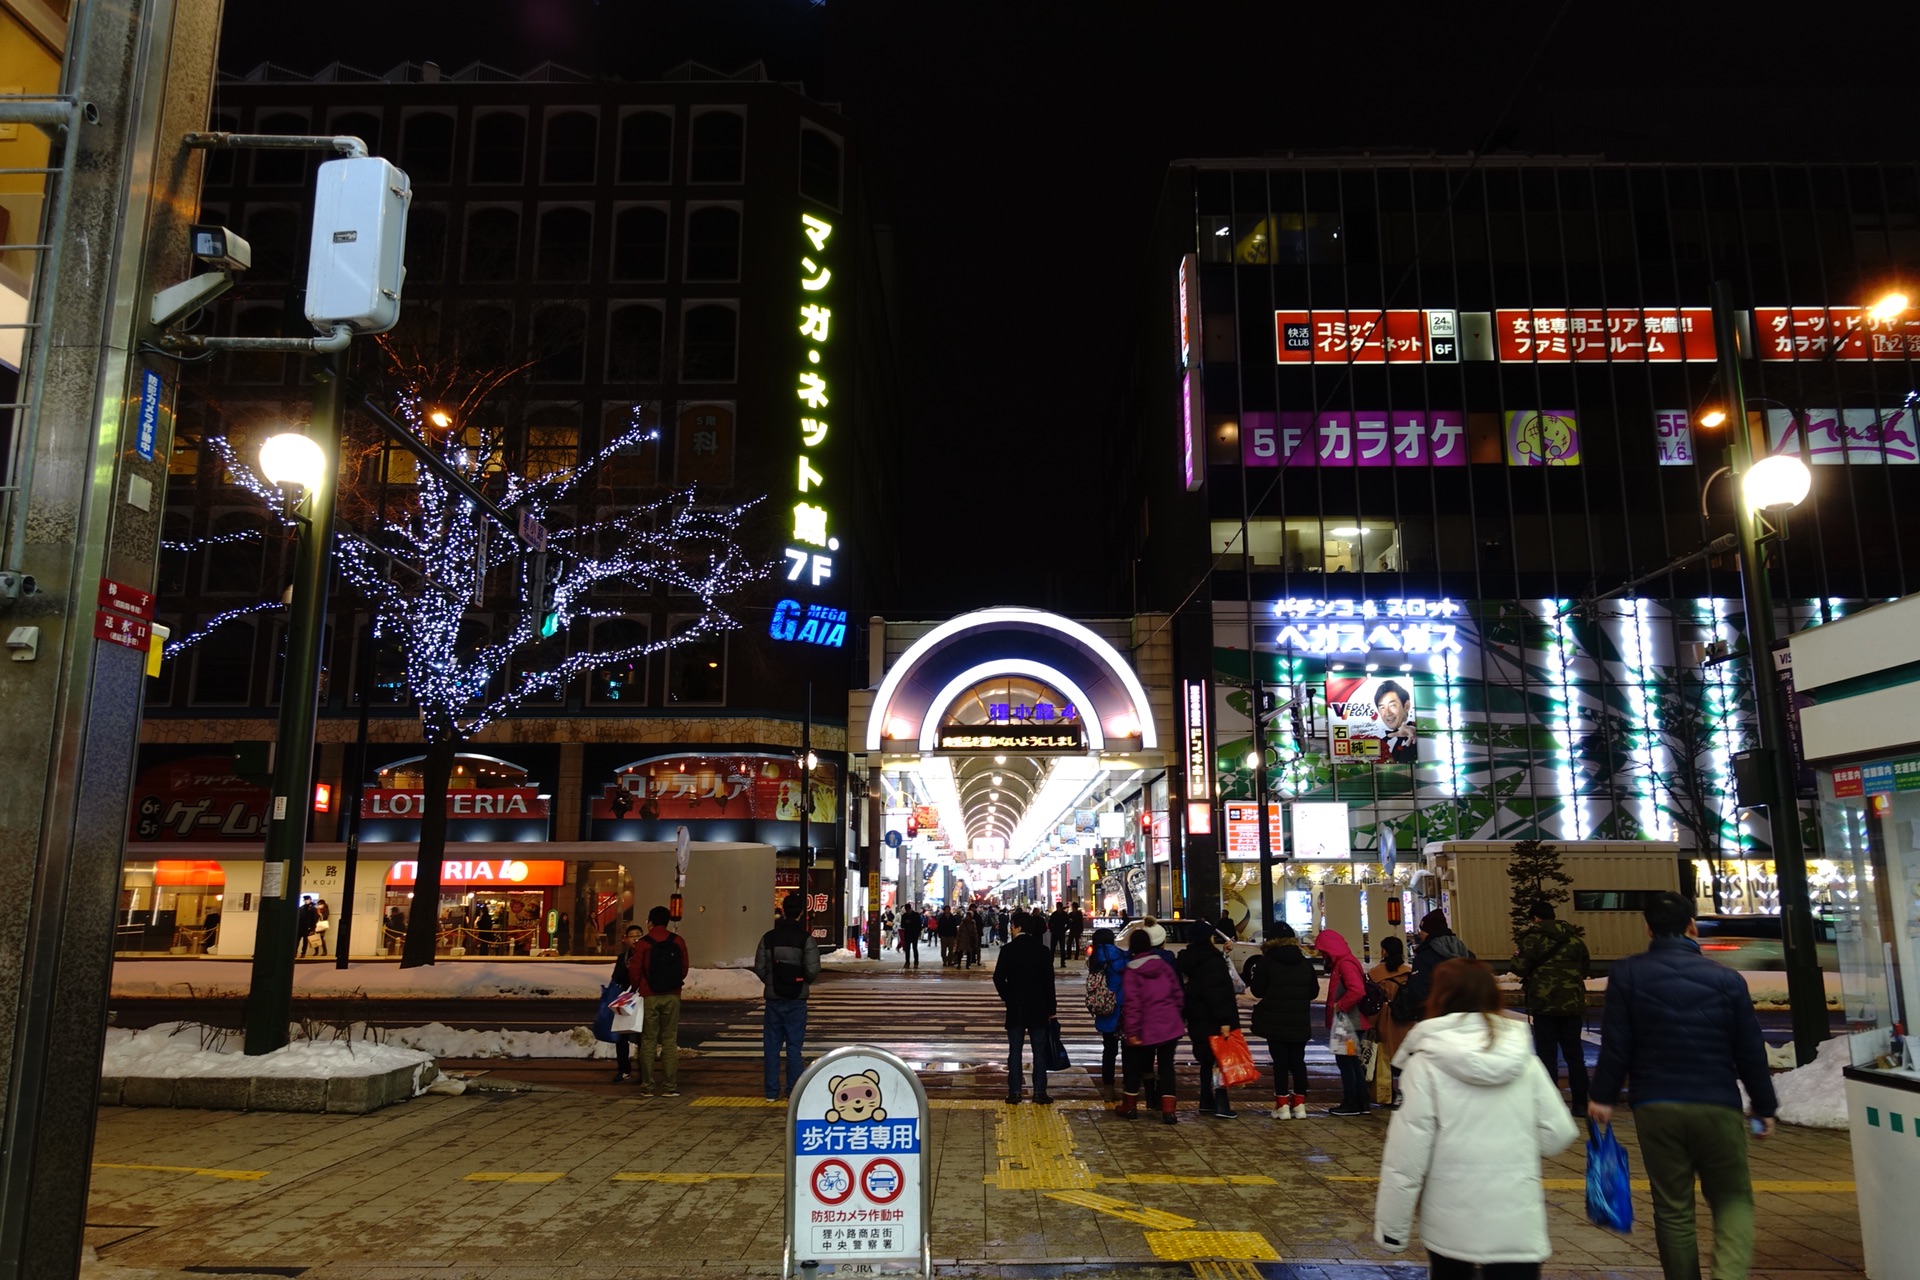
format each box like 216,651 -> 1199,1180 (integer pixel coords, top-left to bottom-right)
216,0 -> 1918,616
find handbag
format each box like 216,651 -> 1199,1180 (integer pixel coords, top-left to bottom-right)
1586,1122 -> 1635,1232
1209,1030 -> 1259,1088
591,980 -> 623,1044
1357,1031 -> 1380,1078
1047,1021 -> 1071,1071
609,989 -> 646,1036
1369,1034 -> 1395,1103
1329,1009 -> 1360,1056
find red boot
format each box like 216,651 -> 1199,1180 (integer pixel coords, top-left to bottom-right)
1160,1095 -> 1178,1125
1115,1092 -> 1138,1119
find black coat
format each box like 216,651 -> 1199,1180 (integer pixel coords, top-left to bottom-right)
1176,943 -> 1240,1036
1245,946 -> 1319,1044
992,933 -> 1057,1029
1405,931 -> 1472,1020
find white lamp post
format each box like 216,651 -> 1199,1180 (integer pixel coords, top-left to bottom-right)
257,432 -> 327,495
1742,454 -> 1813,515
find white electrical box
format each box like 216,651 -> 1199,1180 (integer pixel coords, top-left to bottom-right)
304,155 -> 411,334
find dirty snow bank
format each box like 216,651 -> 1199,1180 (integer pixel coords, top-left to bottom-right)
102,1023 -> 434,1080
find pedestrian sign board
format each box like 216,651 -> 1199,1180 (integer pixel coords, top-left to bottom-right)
785,1045 -> 930,1277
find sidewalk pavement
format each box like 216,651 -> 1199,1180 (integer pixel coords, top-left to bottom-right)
85,1067 -> 1862,1280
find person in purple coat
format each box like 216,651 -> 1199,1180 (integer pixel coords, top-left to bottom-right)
1117,928 -> 1187,1124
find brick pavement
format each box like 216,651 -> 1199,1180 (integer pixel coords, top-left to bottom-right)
84,1070 -> 1862,1280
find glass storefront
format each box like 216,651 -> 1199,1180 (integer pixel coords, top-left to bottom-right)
117,860 -> 225,953
1821,757 -> 1920,1075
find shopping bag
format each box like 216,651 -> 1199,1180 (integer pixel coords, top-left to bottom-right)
1585,1121 -> 1635,1232
1370,1037 -> 1395,1104
591,981 -> 623,1044
609,989 -> 646,1036
1209,1030 -> 1259,1088
1357,1032 -> 1380,1080
1047,1022 -> 1072,1071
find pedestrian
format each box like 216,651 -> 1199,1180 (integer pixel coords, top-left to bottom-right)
1049,902 -> 1071,968
992,911 -> 1058,1105
997,908 -> 1010,945
899,902 -> 923,968
752,891 -> 822,1101
1317,927 -> 1371,1116
938,907 -> 959,967
1510,899 -> 1592,1115
882,907 -> 895,950
385,906 -> 406,954
627,905 -> 690,1096
296,896 -> 319,959
1085,926 -> 1128,1101
1117,927 -> 1185,1124
610,924 -> 644,1083
472,902 -> 493,956
313,898 -> 331,956
1403,909 -> 1471,1022
1068,901 -> 1085,956
1246,922 -> 1318,1120
1367,935 -> 1414,1107
1373,958 -> 1580,1277
1176,919 -> 1242,1118
957,908 -> 980,969
1588,891 -> 1777,1280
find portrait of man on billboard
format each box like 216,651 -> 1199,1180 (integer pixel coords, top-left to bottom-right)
1373,679 -> 1417,764
1326,675 -> 1418,765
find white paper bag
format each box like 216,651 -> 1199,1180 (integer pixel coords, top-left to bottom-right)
610,991 -> 646,1036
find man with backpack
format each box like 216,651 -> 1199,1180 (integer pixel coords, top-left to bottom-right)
1403,909 -> 1471,1022
899,903 -> 923,968
627,905 -> 691,1096
1513,899 -> 1592,1116
753,892 -> 822,1100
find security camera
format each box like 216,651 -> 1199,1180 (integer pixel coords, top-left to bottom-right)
190,224 -> 252,272
0,571 -> 37,603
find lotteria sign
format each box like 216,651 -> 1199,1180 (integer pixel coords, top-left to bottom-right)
385,859 -> 566,887
360,787 -> 550,819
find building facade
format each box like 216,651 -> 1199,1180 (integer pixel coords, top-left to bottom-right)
1120,155 -> 1920,930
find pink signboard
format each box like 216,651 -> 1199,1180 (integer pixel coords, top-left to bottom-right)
1241,410 -> 1466,468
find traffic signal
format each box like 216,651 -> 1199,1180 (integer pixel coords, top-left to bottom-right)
529,551 -> 562,638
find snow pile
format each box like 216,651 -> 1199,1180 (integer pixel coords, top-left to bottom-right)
684,967 -> 764,999
381,1022 -> 613,1060
112,959 -> 759,1001
102,1023 -> 434,1081
1772,1036 -> 1851,1129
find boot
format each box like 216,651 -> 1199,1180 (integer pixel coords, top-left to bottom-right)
1160,1095 -> 1178,1125
1115,1091 -> 1138,1119
1212,1087 -> 1236,1119
1290,1093 -> 1307,1120
1271,1093 -> 1290,1121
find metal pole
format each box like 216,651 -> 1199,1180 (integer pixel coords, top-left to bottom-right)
1711,280 -> 1827,1064
334,607 -> 373,969
799,681 -> 812,936
244,351 -> 344,1054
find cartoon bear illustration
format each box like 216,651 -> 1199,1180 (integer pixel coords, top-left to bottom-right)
824,1070 -> 888,1124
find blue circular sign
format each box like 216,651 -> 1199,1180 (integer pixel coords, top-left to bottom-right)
884,830 -> 903,849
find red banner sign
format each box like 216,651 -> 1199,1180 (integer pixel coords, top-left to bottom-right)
361,787 -> 550,819
385,859 -> 566,887
1274,309 -> 1428,363
1753,307 -> 1920,361
1495,308 -> 1716,362
591,754 -> 839,824
94,610 -> 150,650
130,753 -> 270,842
99,578 -> 156,620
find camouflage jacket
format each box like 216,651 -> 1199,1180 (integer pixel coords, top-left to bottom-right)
1513,918 -> 1590,1016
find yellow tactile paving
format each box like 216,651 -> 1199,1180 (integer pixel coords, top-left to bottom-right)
1326,1173 -> 1856,1193
1190,1261 -> 1266,1279
91,1161 -> 267,1181
986,1102 -> 1098,1189
1046,1189 -> 1198,1230
1145,1230 -> 1280,1262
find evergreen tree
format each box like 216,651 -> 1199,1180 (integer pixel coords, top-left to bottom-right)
1507,838 -> 1575,946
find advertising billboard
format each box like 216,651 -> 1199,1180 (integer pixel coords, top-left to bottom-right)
1326,675 -> 1418,764
1289,802 -> 1351,860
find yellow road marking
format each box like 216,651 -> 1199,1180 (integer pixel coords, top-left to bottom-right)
1046,1189 -> 1197,1230
1145,1231 -> 1279,1262
1112,1173 -> 1277,1187
91,1162 -> 266,1181
1327,1174 -> 1855,1194
987,1105 -> 1097,1190
611,1171 -> 781,1183
462,1171 -> 566,1183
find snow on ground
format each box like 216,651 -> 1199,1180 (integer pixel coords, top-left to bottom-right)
685,967 -> 764,998
381,1022 -> 614,1060
102,1023 -> 435,1081
1584,969 -> 1845,1008
111,958 -> 766,1001
1771,1036 -> 1851,1129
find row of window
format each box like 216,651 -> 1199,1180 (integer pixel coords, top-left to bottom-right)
208,106 -> 842,205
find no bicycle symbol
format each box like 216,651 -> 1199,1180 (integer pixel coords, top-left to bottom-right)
811,1158 -> 854,1205
860,1158 -> 902,1204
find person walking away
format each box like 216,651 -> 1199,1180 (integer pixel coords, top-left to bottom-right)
1367,935 -> 1414,1107
471,902 -> 493,956
296,896 -> 319,959
628,905 -> 690,1096
957,909 -> 980,970
1068,902 -> 1085,956
1085,927 -> 1128,1101
939,908 -> 960,967
1373,959 -> 1579,1278
993,913 -> 1058,1104
1512,899 -> 1591,1116
899,903 -> 922,968
1403,909 -> 1471,1023
313,898 -> 331,956
753,892 -> 822,1100
1049,902 -> 1071,968
1318,928 -> 1370,1116
1176,919 -> 1243,1118
1246,923 -> 1319,1120
610,924 -> 644,1083
1118,928 -> 1185,1124
1588,892 -> 1777,1280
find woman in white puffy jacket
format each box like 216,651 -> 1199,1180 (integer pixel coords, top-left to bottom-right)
1374,958 -> 1579,1279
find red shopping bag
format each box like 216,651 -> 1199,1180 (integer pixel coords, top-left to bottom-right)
1209,1029 -> 1259,1088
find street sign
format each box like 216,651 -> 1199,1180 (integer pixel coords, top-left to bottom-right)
785,1045 -> 930,1278
135,368 -> 162,462
517,508 -> 548,552
883,830 -> 903,849
98,577 -> 156,620
93,610 -> 150,651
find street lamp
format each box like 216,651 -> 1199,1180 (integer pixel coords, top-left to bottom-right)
1742,454 -> 1813,515
1868,290 -> 1909,323
258,432 -> 327,494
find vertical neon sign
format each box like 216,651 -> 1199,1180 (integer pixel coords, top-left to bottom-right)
1177,254 -> 1203,492
786,213 -> 838,591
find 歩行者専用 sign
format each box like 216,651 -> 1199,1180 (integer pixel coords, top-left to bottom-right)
786,1046 -> 928,1276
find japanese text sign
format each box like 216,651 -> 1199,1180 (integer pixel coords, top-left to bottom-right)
93,610 -> 150,651
1655,410 -> 1695,466
135,368 -> 162,463
1223,802 -> 1281,860
1274,309 -> 1433,363
99,578 -> 157,620
788,1047 -> 927,1273
1754,307 -> 1920,361
1327,675 -> 1419,764
1495,308 -> 1715,362
786,213 -> 840,595
1242,410 -> 1465,468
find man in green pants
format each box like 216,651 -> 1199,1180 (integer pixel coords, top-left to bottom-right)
1589,892 -> 1778,1280
627,905 -> 690,1096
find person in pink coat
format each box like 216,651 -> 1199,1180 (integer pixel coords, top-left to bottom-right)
1317,928 -> 1371,1116
1117,928 -> 1186,1124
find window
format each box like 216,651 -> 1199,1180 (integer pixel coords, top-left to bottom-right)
680,304 -> 737,381
799,127 -> 841,208
458,304 -> 513,370
228,306 -> 287,384
205,113 -> 239,185
684,205 -> 741,281
202,510 -> 268,593
674,402 -> 733,485
666,618 -> 725,704
1208,518 -> 1404,574
524,404 -> 580,479
606,304 -> 664,383
463,206 -> 520,281
401,111 -> 455,183
252,112 -> 310,185
542,110 -> 597,183
618,110 -> 672,183
1572,891 -> 1659,912
404,206 -> 446,282
688,110 -> 744,183
530,305 -> 586,382
537,206 -> 592,281
242,206 -> 302,281
350,624 -> 411,706
471,111 -> 527,183
190,621 -> 257,706
587,617 -> 650,705
330,111 -> 382,157
612,206 -> 668,281
157,513 -> 191,597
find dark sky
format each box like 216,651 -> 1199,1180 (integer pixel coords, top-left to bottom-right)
217,0 -> 1920,616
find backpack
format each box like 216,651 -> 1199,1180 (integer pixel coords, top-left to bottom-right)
1357,978 -> 1393,1018
1085,962 -> 1117,1018
648,936 -> 686,993
1389,974 -> 1420,1023
771,960 -> 806,999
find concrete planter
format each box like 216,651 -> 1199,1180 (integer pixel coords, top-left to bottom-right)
102,1060 -> 435,1114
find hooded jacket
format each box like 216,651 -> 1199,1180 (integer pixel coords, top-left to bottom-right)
1120,952 -> 1186,1046
1246,944 -> 1319,1044
1374,1013 -> 1579,1264
1088,941 -> 1128,1036
1316,929 -> 1368,1027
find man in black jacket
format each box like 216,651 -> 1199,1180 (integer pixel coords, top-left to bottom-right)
1177,920 -> 1243,1118
992,913 -> 1058,1104
1048,903 -> 1071,968
752,893 -> 822,1101
898,903 -> 922,968
1402,908 -> 1470,1021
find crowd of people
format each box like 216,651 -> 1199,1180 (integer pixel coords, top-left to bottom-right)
883,899 -> 1087,970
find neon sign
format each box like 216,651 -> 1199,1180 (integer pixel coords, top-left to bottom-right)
1271,598 -> 1464,656
1184,680 -> 1210,801
770,598 -> 847,648
785,212 -> 839,590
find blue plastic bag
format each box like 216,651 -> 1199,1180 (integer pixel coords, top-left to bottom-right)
591,980 -> 622,1044
1586,1121 -> 1634,1232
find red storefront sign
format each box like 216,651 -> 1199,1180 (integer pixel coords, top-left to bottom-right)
1274,309 -> 1428,363
130,754 -> 270,842
385,859 -> 566,887
1753,307 -> 1920,361
153,859 -> 226,887
591,754 -> 839,823
361,787 -> 550,819
1831,766 -> 1864,799
1495,308 -> 1716,362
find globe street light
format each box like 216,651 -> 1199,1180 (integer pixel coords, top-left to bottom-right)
1742,454 -> 1813,514
258,431 -> 327,494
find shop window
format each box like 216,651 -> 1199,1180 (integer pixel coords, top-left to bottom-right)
404,206 -> 446,282
618,110 -> 672,183
680,304 -> 737,382
243,205 -> 302,280
537,206 -> 592,281
350,624 -> 411,706
688,110 -> 744,183
331,111 -> 382,157
190,621 -> 257,706
606,304 -> 664,382
684,205 -> 741,282
1572,890 -> 1658,911
401,111 -> 455,183
1208,518 -> 1403,574
471,111 -> 526,183
463,206 -> 520,282
524,404 -> 580,479
530,304 -> 586,382
457,303 -> 513,371
587,616 -> 650,705
799,127 -> 841,208
542,110 -> 597,183
252,112 -> 310,185
666,618 -> 725,704
205,113 -> 239,185
612,205 -> 668,281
